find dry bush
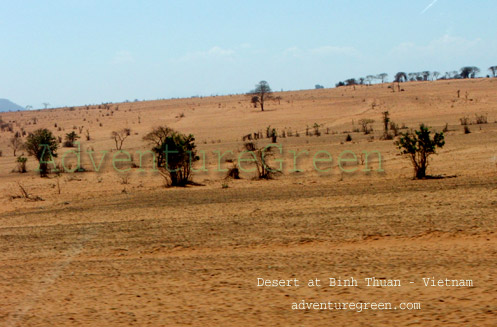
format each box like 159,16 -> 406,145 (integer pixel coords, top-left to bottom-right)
243,142 -> 279,180
120,173 -> 131,185
226,161 -> 241,180
459,116 -> 470,125
358,119 -> 375,135
11,182 -> 44,201
474,114 -> 488,124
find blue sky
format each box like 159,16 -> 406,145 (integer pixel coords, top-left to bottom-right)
1,0 -> 496,108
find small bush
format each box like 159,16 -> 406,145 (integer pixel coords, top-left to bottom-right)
17,156 -> 27,173
345,134 -> 352,142
475,114 -> 488,124
145,126 -> 199,187
226,164 -> 240,179
64,131 -> 80,147
243,142 -> 279,180
464,126 -> 471,134
460,116 -> 470,125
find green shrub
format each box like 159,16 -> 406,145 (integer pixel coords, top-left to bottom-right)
395,124 -> 445,179
146,126 -> 199,187
24,129 -> 58,177
17,156 -> 27,173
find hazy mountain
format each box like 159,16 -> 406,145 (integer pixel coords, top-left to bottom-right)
0,99 -> 25,112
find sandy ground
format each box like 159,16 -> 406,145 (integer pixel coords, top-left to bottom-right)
0,79 -> 497,326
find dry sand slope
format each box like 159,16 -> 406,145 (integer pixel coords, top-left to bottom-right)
0,79 -> 497,326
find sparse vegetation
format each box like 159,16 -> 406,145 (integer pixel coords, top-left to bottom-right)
474,114 -> 488,124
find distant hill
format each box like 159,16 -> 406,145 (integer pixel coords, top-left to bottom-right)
0,99 -> 24,112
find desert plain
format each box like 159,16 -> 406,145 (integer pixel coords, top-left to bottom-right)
0,78 -> 496,326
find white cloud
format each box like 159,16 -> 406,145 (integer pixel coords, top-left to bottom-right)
111,50 -> 134,64
177,46 -> 235,62
390,35 -> 482,58
282,45 -> 360,58
309,45 -> 360,57
421,0 -> 439,14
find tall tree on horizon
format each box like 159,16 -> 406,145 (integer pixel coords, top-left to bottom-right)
247,81 -> 273,111
460,66 -> 480,79
394,72 -> 408,83
377,73 -> 388,83
489,66 -> 497,77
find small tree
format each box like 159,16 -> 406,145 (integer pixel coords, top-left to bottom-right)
111,128 -> 131,150
394,72 -> 408,83
382,111 -> 390,133
489,66 -> 497,78
148,128 -> 199,186
395,124 -> 445,179
377,73 -> 388,83
460,66 -> 480,79
8,136 -> 22,156
143,126 -> 175,166
247,81 -> 273,111
23,128 -> 58,177
358,119 -> 375,135
381,111 -> 392,140
64,131 -> 80,147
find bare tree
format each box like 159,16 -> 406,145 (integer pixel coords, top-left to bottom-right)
42,102 -> 50,109
247,81 -> 273,111
358,119 -> 375,135
9,136 -> 22,156
143,126 -> 174,166
111,128 -> 131,150
377,73 -> 388,83
432,71 -> 440,80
